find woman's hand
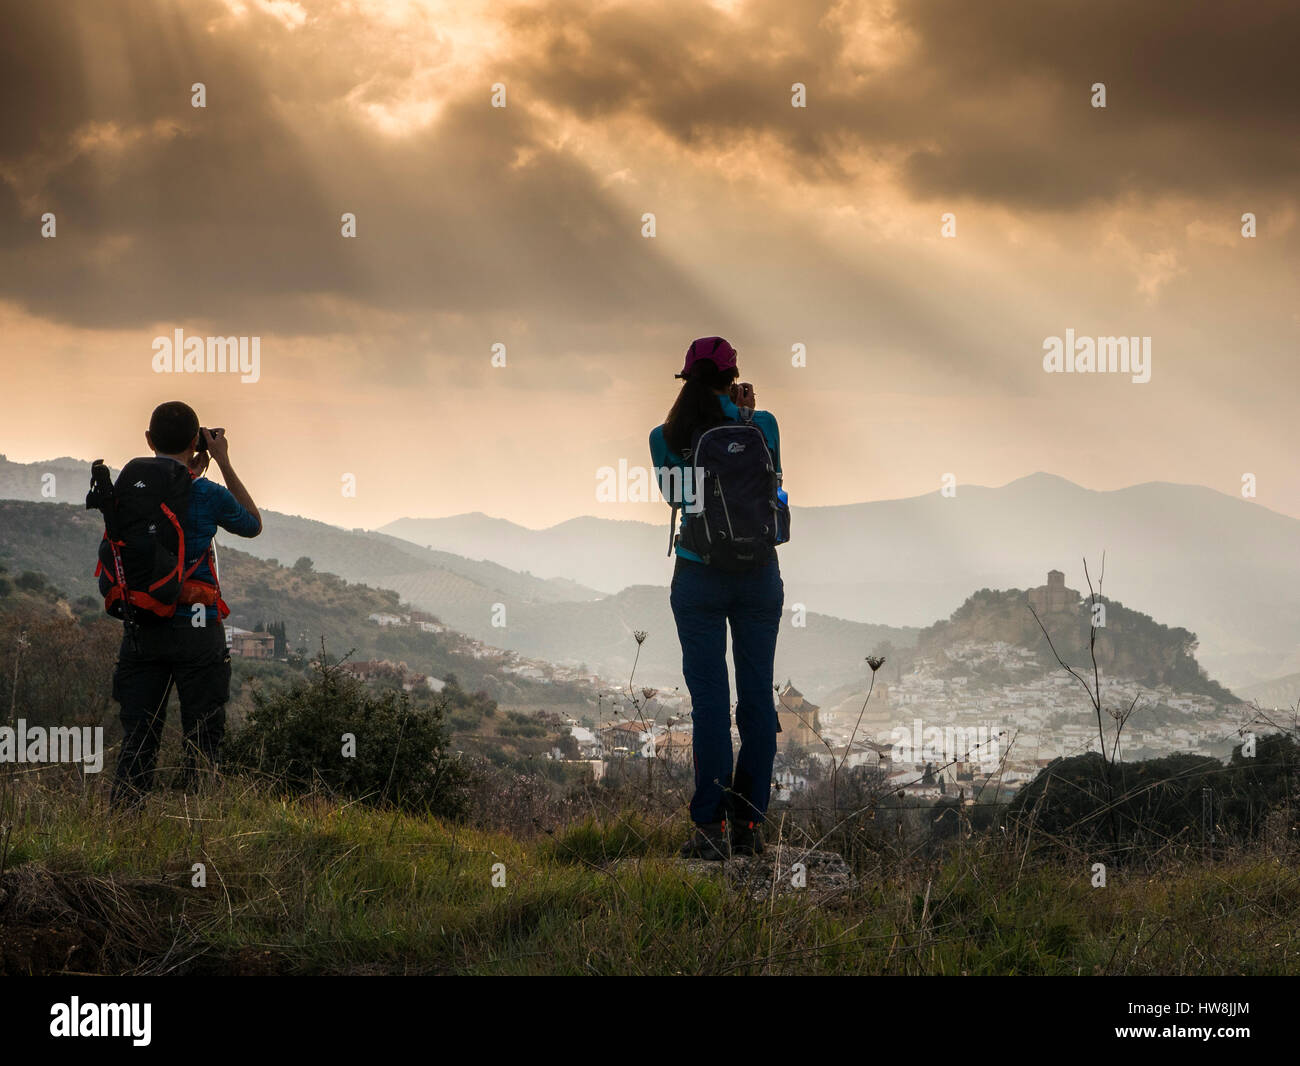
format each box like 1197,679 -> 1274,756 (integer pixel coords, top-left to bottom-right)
730,381 -> 756,408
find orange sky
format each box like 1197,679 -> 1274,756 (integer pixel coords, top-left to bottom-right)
2,0 -> 1297,527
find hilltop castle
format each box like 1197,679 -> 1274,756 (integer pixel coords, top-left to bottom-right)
1027,569 -> 1078,614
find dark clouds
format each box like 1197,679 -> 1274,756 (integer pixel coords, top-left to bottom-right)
504,0 -> 1300,207
0,0 -> 352,327
1,0 -> 1295,354
0,0 -> 724,338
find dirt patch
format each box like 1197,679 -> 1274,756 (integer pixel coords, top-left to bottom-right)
679,845 -> 857,901
0,921 -> 102,976
0,865 -> 191,975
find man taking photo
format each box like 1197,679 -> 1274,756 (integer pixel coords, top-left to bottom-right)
103,401 -> 262,808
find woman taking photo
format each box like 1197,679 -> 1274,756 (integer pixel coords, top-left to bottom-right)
649,336 -> 788,860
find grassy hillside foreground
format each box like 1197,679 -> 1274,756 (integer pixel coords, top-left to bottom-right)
2,779 -> 1299,976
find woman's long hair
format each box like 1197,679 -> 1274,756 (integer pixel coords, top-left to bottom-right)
663,359 -> 739,455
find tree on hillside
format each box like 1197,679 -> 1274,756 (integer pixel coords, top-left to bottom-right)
0,611 -> 120,728
270,620 -> 288,658
293,556 -> 314,572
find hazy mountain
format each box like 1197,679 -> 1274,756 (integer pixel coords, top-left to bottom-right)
0,460 -> 908,700
382,474 -> 1300,690
0,454 -> 95,501
239,511 -> 602,608
0,456 -> 602,643
461,583 -> 917,701
4,457 -> 1292,695
383,512 -> 669,592
1235,672 -> 1300,713
0,500 -> 585,702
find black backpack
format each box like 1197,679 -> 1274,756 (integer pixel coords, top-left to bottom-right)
86,458 -> 192,622
672,413 -> 790,571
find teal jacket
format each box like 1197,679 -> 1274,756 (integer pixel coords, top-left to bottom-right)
648,394 -> 782,562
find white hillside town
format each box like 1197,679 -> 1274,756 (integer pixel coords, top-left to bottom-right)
335,586 -> 1250,810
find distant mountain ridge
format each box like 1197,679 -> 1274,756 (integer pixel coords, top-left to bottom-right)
1235,672 -> 1300,712
382,511 -> 667,592
468,582 -> 918,698
0,458 -> 912,699
381,473 -> 1300,691
0,500 -> 580,701
0,455 -> 602,642
2,457 -> 1293,695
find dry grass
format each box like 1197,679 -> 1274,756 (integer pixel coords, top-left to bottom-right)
3,771 -> 1300,975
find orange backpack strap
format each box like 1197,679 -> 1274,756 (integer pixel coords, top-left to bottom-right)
178,545 -> 226,615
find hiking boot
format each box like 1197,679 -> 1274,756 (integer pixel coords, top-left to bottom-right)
731,819 -> 765,856
679,821 -> 731,861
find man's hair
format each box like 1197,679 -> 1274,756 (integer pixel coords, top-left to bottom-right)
149,401 -> 200,454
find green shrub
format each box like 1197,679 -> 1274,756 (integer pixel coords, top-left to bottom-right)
1007,734 -> 1300,853
223,655 -> 471,816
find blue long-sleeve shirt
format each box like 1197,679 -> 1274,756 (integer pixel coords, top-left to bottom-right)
648,394 -> 781,562
157,459 -> 261,622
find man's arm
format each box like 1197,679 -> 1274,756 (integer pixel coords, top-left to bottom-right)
216,456 -> 261,534
202,428 -> 262,534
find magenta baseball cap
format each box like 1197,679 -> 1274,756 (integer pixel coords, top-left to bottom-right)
676,336 -> 737,378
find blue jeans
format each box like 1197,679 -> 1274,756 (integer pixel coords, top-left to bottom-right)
670,556 -> 784,826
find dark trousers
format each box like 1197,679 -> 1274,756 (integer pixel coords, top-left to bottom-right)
670,556 -> 784,826
111,619 -> 231,806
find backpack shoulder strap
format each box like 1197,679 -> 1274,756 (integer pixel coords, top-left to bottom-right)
662,444 -> 694,557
